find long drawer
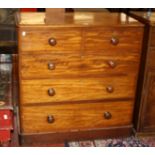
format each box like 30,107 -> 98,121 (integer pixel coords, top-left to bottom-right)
20,101 -> 133,134
20,77 -> 137,105
18,28 -> 82,53
20,53 -> 140,79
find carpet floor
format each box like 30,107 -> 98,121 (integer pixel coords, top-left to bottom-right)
31,136 -> 155,147
66,136 -> 155,147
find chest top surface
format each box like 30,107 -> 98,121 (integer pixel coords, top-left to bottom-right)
16,12 -> 143,28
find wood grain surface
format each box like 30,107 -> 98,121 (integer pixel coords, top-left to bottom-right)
20,101 -> 133,133
150,28 -> 155,47
18,28 -> 82,52
18,27 -> 143,53
16,12 -> 143,27
16,12 -> 144,140
19,52 -> 140,79
142,71 -> 155,132
84,27 -> 143,51
20,76 -> 137,105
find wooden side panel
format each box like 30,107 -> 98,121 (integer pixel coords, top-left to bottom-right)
20,101 -> 133,133
150,27 -> 155,47
142,71 -> 155,132
148,47 -> 155,68
20,77 -> 137,105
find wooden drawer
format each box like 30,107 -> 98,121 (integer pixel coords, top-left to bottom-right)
84,27 -> 143,51
18,28 -> 82,53
20,101 -> 133,133
20,52 -> 140,79
20,77 -> 136,105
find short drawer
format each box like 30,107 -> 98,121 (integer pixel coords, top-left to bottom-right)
20,53 -> 140,79
18,28 -> 82,53
20,77 -> 136,105
84,27 -> 143,51
20,101 -> 133,134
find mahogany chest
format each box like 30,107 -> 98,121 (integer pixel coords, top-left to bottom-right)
16,12 -> 144,145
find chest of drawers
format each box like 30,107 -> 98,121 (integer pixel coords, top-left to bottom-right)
16,12 -> 144,145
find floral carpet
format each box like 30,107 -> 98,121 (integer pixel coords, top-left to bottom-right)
67,136 -> 155,147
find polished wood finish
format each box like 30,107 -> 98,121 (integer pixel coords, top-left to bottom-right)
127,12 -> 155,135
142,71 -> 155,132
18,27 -> 143,53
45,9 -> 65,24
16,12 -> 143,26
20,77 -> 136,105
150,28 -> 155,46
16,11 -> 144,144
84,27 -> 143,51
20,126 -> 132,145
20,101 -> 133,133
148,47 -> 155,68
20,52 -> 140,79
18,28 -> 82,52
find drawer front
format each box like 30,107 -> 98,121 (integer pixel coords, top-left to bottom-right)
84,27 -> 143,51
20,53 -> 140,79
20,101 -> 133,133
20,77 -> 136,105
18,28 -> 82,53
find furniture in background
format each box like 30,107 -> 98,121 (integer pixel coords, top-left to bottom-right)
127,11 -> 155,136
15,10 -> 144,145
0,55 -> 13,146
0,9 -> 18,54
0,8 -> 20,146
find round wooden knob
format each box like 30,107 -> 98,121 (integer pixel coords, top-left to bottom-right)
48,38 -> 57,46
48,88 -> 55,96
103,112 -> 112,120
107,60 -> 116,68
110,37 -> 119,45
106,86 -> 114,93
48,62 -> 55,70
47,115 -> 55,123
